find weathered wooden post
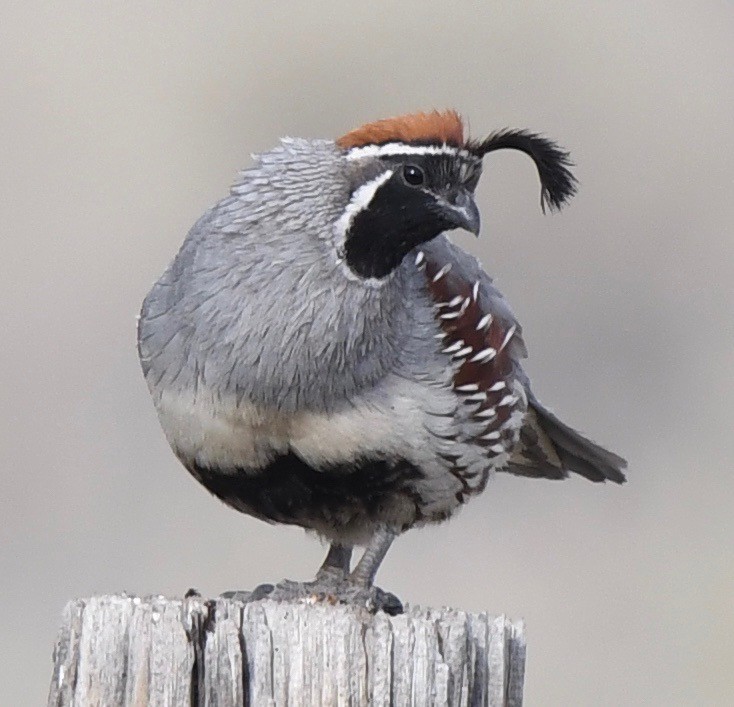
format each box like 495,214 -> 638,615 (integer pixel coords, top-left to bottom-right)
48,594 -> 525,706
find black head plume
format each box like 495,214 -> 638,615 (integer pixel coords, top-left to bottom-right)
467,129 -> 578,212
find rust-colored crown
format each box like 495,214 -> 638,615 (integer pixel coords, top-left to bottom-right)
336,110 -> 465,149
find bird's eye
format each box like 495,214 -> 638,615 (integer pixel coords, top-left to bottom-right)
402,164 -> 425,186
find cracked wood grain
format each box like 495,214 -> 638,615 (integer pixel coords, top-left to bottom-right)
48,595 -> 525,706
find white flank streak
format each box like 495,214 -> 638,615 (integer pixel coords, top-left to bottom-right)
440,311 -> 461,320
481,431 -> 501,440
442,340 -> 464,354
434,332 -> 448,339
432,263 -> 452,282
469,347 -> 497,363
415,250 -> 425,266
345,142 -> 471,161
465,392 -> 488,402
472,281 -> 480,301
487,381 -> 506,392
456,383 -> 480,393
447,295 -> 464,307
333,170 -> 394,238
498,394 -> 517,407
476,407 -> 497,418
453,346 -> 473,358
499,324 -> 517,352
489,444 -> 506,454
476,313 -> 493,330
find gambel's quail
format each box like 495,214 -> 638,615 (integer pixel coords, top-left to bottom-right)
138,111 -> 626,614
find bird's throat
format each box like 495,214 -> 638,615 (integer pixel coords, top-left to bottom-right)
343,181 -> 451,279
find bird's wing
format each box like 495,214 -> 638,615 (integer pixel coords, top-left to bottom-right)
421,235 -> 627,485
419,234 -> 528,374
415,235 -> 528,500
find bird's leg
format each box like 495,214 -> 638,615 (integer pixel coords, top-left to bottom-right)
349,526 -> 396,587
333,526 -> 403,615
315,542 -> 352,583
221,533 -> 403,615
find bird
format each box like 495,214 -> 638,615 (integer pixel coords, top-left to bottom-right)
137,110 -> 626,615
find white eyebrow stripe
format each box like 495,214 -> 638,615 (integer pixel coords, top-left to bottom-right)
333,169 -> 394,238
345,142 -> 473,160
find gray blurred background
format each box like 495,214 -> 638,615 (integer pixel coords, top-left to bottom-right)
2,2 -> 732,704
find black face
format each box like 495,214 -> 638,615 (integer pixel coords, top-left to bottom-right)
343,154 -> 483,279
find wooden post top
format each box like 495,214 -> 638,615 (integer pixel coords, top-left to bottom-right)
49,594 -> 525,706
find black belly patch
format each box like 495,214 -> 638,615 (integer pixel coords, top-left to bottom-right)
188,453 -> 424,530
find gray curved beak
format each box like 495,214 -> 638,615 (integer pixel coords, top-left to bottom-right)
445,189 -> 481,236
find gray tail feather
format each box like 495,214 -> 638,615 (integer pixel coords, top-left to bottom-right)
507,394 -> 627,484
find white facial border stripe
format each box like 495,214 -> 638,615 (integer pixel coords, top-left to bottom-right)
333,169 -> 394,239
345,142 -> 472,161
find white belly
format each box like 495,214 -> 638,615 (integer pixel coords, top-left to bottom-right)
152,375 -> 459,475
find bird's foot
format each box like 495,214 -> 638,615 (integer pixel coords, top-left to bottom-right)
332,582 -> 403,616
220,578 -> 403,615
220,578 -> 336,605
